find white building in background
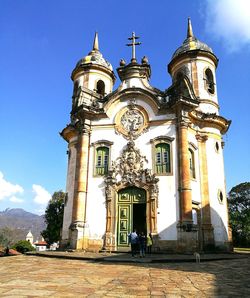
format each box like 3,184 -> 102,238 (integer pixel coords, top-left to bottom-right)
34,240 -> 47,252
60,19 -> 232,253
26,231 -> 34,244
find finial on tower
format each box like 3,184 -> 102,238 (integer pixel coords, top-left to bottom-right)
93,32 -> 99,51
187,17 -> 194,39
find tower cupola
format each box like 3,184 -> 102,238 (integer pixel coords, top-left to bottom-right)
171,18 -> 215,61
73,32 -> 114,73
168,18 -> 220,114
71,33 -> 116,105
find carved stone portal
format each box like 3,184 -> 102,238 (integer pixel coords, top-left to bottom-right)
104,140 -> 159,251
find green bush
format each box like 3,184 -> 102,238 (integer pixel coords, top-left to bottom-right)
12,240 -> 35,254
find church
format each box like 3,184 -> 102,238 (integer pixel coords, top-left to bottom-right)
60,19 -> 232,253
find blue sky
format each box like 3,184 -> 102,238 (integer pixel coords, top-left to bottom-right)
0,0 -> 250,214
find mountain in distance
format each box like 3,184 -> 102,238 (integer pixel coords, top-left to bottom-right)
0,208 -> 46,242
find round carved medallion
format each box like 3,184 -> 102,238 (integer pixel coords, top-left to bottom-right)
115,104 -> 149,139
120,109 -> 144,132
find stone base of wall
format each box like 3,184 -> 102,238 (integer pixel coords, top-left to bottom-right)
87,239 -> 103,252
214,241 -> 233,252
177,223 -> 199,253
153,240 -> 177,253
61,226 -> 232,253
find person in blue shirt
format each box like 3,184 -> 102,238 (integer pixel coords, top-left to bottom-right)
128,229 -> 138,257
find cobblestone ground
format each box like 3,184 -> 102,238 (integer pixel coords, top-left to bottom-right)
0,255 -> 249,297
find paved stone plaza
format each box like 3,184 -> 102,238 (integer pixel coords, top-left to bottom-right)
0,255 -> 249,297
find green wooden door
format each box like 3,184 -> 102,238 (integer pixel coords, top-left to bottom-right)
117,187 -> 146,247
117,205 -> 131,246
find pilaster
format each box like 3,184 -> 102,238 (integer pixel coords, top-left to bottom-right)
196,134 -> 214,249
178,120 -> 193,224
70,124 -> 91,250
191,60 -> 199,97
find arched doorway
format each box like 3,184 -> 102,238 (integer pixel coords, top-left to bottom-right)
117,187 -> 146,248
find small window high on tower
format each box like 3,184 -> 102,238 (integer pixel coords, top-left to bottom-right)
96,80 -> 105,96
205,68 -> 215,94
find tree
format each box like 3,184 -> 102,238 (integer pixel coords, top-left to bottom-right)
0,227 -> 25,247
228,182 -> 250,247
41,191 -> 65,245
12,240 -> 35,254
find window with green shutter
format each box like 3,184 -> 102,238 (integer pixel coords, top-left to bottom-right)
96,146 -> 109,175
155,143 -> 170,174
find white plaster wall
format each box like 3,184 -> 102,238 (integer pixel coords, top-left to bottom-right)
62,141 -> 77,240
86,118 -> 179,241
157,175 -> 178,240
206,137 -> 229,244
198,102 -> 219,114
85,130 -> 128,239
119,77 -> 145,89
196,58 -> 217,99
170,61 -> 192,82
103,97 -> 170,123
196,59 -> 219,115
188,133 -> 202,204
76,70 -> 113,94
171,57 -> 219,115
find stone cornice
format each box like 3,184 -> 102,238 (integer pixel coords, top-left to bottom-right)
168,49 -> 218,74
60,124 -> 78,142
170,94 -> 200,109
104,87 -> 161,114
195,134 -> 208,143
71,63 -> 116,82
190,110 -> 231,134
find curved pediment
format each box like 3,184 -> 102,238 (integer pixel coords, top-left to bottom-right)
103,87 -> 161,117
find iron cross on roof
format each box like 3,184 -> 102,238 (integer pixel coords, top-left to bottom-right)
126,32 -> 141,63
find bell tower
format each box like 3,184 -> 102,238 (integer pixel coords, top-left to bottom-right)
61,33 -> 115,250
71,32 -> 116,120
167,19 -> 231,251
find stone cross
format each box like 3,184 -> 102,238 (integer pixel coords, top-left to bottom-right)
126,32 -> 141,62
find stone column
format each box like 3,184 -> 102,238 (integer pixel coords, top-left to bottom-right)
196,134 -> 214,249
104,184 -> 114,251
178,121 -> 193,224
70,127 -> 90,249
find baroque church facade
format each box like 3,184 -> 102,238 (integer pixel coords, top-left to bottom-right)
61,19 -> 232,252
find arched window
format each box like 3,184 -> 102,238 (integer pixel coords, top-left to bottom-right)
205,68 -> 215,94
96,80 -> 105,96
155,143 -> 171,174
189,148 -> 196,179
96,146 -> 109,175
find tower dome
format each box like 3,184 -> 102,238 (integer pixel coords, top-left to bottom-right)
170,18 -> 218,65
172,18 -> 213,60
72,32 -> 114,76
74,33 -> 113,71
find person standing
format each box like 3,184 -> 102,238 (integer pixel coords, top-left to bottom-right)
128,229 -> 138,257
147,233 -> 153,254
139,232 -> 146,257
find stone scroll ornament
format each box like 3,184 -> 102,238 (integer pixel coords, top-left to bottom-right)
105,140 -> 159,188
